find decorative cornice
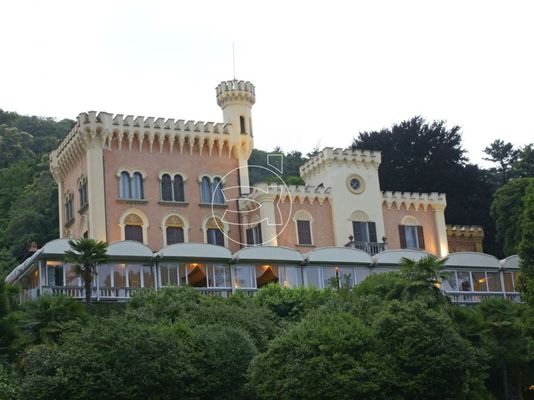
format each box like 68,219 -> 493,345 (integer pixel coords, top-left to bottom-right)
245,183 -> 332,208
216,80 -> 256,108
300,147 -> 381,179
382,191 -> 447,211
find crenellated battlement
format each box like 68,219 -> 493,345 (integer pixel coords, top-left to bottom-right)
300,147 -> 381,179
49,110 -> 247,182
446,225 -> 484,238
246,182 -> 332,207
382,191 -> 446,211
216,80 -> 256,108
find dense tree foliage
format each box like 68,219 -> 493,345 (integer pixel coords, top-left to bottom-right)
518,184 -> 534,307
484,139 -> 519,185
248,148 -> 306,185
0,110 -> 72,273
490,178 -> 534,257
352,116 -> 498,255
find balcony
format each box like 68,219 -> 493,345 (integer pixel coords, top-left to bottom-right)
346,241 -> 386,256
445,291 -> 522,305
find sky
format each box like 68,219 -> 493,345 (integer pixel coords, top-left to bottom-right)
1,0 -> 533,166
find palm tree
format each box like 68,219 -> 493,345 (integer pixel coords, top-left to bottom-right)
399,255 -> 450,305
64,239 -> 109,304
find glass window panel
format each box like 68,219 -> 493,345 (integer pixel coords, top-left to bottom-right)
354,268 -> 370,284
161,174 -> 173,201
256,265 -> 279,288
338,267 -> 355,287
472,272 -> 488,292
179,264 -> 187,286
503,272 -> 514,292
200,177 -> 211,203
186,263 -> 206,287
322,267 -> 337,289
234,266 -> 255,289
160,265 -> 170,286
405,226 -> 418,249
125,225 -> 143,242
132,172 -> 144,199
208,264 -> 231,288
114,264 -> 126,287
279,266 -> 302,288
486,272 -> 502,291
143,266 -> 154,288
173,175 -> 185,201
212,178 -> 225,204
120,172 -> 131,199
166,227 -> 184,245
512,272 -> 520,289
441,271 -> 458,291
98,264 -> 112,287
65,264 -> 79,286
127,264 -> 142,288
458,271 -> 471,291
303,267 -> 321,288
297,220 -> 312,245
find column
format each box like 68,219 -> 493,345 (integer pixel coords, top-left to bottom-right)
86,134 -> 107,241
433,204 -> 449,257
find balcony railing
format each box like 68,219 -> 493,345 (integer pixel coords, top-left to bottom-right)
351,241 -> 386,256
445,291 -> 522,304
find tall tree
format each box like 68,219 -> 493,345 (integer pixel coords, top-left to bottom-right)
491,178 -> 534,256
512,144 -> 534,178
517,184 -> 534,307
483,139 -> 519,185
64,239 -> 110,304
353,116 -> 497,255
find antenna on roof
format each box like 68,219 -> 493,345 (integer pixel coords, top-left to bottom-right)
232,41 -> 236,80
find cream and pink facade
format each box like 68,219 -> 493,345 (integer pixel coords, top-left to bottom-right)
50,79 -> 453,257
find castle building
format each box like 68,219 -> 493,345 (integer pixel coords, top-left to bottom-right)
48,80 -> 453,257
8,79 -> 517,305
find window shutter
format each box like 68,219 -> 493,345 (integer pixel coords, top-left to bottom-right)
399,225 -> 407,248
417,226 -> 425,249
353,222 -> 363,242
246,228 -> 254,245
368,222 -> 377,242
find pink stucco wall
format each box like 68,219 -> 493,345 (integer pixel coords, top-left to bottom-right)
103,137 -> 241,251
382,203 -> 439,255
275,197 -> 335,252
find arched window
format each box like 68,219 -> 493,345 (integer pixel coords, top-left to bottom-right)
399,216 -> 425,249
165,215 -> 185,245
64,192 -> 74,223
200,176 -> 211,203
173,175 -> 185,202
206,217 -> 225,247
161,174 -> 173,201
124,213 -> 144,242
294,210 -> 313,245
350,210 -> 377,243
132,172 -> 144,200
212,177 -> 224,204
120,172 -> 131,199
78,177 -> 88,209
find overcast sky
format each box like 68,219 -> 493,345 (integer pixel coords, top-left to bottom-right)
1,0 -> 532,165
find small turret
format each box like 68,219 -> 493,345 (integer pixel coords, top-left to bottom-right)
216,80 -> 256,195
216,80 -> 255,137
